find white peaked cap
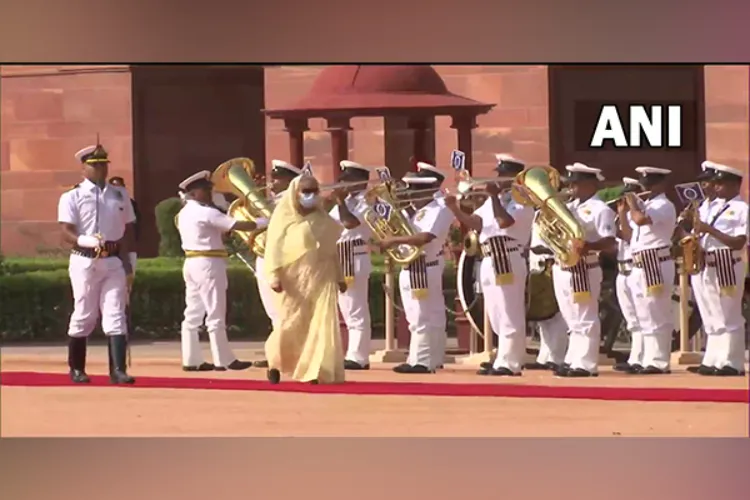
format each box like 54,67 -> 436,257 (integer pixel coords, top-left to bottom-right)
271,159 -> 303,175
402,176 -> 439,185
712,162 -> 744,178
416,162 -> 446,177
178,170 -> 211,191
701,160 -> 720,171
74,145 -> 98,162
622,177 -> 640,185
635,166 -> 672,176
566,162 -> 605,182
495,153 -> 525,165
340,160 -> 371,173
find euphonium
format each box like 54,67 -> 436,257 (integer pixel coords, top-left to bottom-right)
362,181 -> 422,266
210,157 -> 274,258
512,165 -> 585,268
677,200 -> 705,275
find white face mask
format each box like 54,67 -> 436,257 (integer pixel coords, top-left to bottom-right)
299,192 -> 320,209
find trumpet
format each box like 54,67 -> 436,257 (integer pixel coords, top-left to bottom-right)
319,178 -> 397,193
607,190 -> 652,207
456,175 -> 515,196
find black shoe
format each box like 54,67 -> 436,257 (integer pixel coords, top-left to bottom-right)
640,365 -> 671,375
625,364 -> 644,374
687,365 -> 710,374
393,363 -> 433,374
479,361 -> 493,370
714,366 -> 746,377
544,362 -> 560,371
554,365 -> 571,377
67,337 -> 89,383
479,366 -> 520,377
565,368 -> 598,378
267,368 -> 281,384
221,360 -> 253,371
613,362 -> 631,372
308,379 -> 319,385
524,362 -> 548,370
254,360 -> 269,368
344,360 -> 370,370
108,335 -> 135,384
183,362 -> 215,372
69,369 -> 90,384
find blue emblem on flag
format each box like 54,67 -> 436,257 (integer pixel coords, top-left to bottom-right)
450,150 -> 466,171
373,198 -> 392,220
376,167 -> 392,181
302,161 -> 313,176
674,182 -> 704,204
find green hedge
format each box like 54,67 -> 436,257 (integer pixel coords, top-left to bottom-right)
0,258 -> 458,343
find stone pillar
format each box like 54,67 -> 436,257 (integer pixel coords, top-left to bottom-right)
284,117 -> 308,168
326,116 -> 351,177
408,117 -> 434,164
451,114 -> 479,353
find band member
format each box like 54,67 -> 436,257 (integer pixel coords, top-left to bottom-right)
612,177 -> 645,372
329,161 -> 374,370
617,167 -> 676,374
253,160 -> 302,368
554,163 -> 616,377
57,143 -> 136,384
447,155 -> 535,376
688,163 -> 748,376
379,163 -> 455,374
176,171 -> 256,372
527,210 -> 571,371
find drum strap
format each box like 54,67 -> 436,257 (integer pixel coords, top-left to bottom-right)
707,249 -> 739,295
407,256 -> 438,300
633,247 -> 670,296
337,238 -> 366,286
483,236 -> 516,286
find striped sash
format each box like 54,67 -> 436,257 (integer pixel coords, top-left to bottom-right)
480,235 -> 519,286
337,238 -> 366,286
407,256 -> 438,300
632,246 -> 672,296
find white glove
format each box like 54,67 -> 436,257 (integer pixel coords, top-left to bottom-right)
77,235 -> 102,249
255,217 -> 269,229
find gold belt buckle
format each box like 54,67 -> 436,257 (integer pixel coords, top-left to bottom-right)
100,249 -> 110,257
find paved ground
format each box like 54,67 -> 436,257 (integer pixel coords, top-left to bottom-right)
2,342 -> 747,438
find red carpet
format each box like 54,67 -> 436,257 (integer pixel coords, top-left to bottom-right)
1,371 -> 747,403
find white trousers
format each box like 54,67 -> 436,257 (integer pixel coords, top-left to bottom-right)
630,259 -> 676,370
180,257 -> 236,368
535,313 -> 568,365
255,256 -> 278,328
553,264 -> 603,372
480,254 -> 527,373
339,256 -> 372,365
694,260 -> 747,371
616,271 -> 643,366
128,252 -> 138,276
67,254 -> 128,338
399,262 -> 446,370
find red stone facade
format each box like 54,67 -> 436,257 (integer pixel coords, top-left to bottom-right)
1,64 -> 748,257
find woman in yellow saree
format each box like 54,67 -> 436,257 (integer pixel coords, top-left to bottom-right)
263,174 -> 347,384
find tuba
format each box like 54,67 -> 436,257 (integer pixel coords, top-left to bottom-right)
362,180 -> 423,266
512,166 -> 585,268
211,158 -> 274,258
676,200 -> 705,275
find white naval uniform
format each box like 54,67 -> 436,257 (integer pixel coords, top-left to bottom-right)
399,198 -> 455,370
329,192 -> 373,365
554,195 -> 616,372
474,193 -> 535,373
58,179 -> 135,339
689,197 -> 722,338
528,214 -> 570,366
255,190 -> 284,328
694,195 -> 749,371
626,194 -> 677,370
614,236 -> 643,366
177,200 -> 240,368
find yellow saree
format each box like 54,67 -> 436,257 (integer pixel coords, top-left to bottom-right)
263,176 -> 346,383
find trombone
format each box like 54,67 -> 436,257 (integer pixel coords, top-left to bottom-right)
606,190 -> 652,207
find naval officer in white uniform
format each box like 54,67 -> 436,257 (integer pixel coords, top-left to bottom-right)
328,160 -> 375,370
176,171 -> 258,371
57,142 -> 137,384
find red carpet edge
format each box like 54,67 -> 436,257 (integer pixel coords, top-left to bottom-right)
1,371 -> 747,403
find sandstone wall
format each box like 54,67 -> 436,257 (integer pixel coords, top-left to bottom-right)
1,65 -> 132,255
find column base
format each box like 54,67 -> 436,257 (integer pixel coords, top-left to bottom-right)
670,351 -> 703,365
370,349 -> 408,364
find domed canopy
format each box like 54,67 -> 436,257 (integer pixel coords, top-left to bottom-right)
264,65 -> 494,118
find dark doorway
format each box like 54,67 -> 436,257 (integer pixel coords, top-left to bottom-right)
131,65 -> 266,257
548,65 -> 706,194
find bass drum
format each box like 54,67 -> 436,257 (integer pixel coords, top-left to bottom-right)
457,249 -> 485,338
